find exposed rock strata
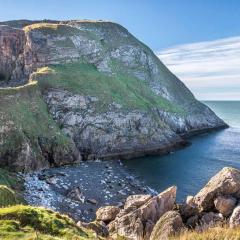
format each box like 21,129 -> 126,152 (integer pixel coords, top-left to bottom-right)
0,20 -> 227,169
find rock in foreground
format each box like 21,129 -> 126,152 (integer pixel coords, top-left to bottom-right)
106,186 -> 176,239
89,167 -> 240,239
150,211 -> 185,240
193,167 -> 240,211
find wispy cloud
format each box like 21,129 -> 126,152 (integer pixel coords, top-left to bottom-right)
157,36 -> 240,100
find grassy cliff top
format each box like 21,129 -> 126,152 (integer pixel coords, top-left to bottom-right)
0,205 -> 97,240
0,82 -> 74,171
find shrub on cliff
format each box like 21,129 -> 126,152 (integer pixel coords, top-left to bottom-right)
0,186 -> 23,207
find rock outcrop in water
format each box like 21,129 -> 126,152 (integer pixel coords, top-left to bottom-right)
0,20 -> 227,171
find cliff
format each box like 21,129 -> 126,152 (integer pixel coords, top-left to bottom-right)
0,20 -> 227,171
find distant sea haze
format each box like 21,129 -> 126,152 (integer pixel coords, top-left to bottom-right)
123,101 -> 240,201
157,36 -> 240,101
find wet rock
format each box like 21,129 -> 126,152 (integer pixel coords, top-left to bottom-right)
150,211 -> 185,240
87,198 -> 98,205
109,186 -> 176,240
67,187 -> 85,203
96,206 -> 120,223
46,176 -> 58,185
118,190 -> 127,196
194,167 -> 240,211
229,205 -> 240,228
214,196 -> 236,217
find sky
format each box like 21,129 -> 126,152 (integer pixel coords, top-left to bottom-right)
158,36 -> 240,100
0,0 -> 240,100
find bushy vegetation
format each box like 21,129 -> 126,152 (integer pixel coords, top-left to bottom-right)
0,205 -> 97,240
0,186 -> 22,207
0,169 -> 18,188
0,169 -> 25,207
33,62 -> 182,113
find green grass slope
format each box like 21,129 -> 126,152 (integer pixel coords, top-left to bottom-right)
0,205 -> 98,240
33,62 -> 182,113
0,169 -> 25,207
0,169 -> 19,188
0,82 -> 75,171
0,186 -> 22,207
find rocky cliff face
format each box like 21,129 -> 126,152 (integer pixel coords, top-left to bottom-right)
0,20 -> 227,169
0,25 -> 26,86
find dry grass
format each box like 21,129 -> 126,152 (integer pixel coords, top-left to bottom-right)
172,226 -> 240,240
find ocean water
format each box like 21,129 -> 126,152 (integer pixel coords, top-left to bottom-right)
123,101 -> 240,202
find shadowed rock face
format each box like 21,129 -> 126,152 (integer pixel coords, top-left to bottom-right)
0,20 -> 227,170
0,26 -> 26,86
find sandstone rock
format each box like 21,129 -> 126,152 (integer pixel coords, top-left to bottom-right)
124,194 -> 152,211
144,220 -> 155,240
77,220 -> 108,237
179,203 -> 199,221
117,194 -> 152,218
229,205 -> 240,228
198,212 -> 224,231
109,186 -> 176,240
150,211 -> 185,240
96,206 -> 120,223
214,195 -> 236,217
194,167 -> 240,211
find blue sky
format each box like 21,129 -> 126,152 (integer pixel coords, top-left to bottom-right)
1,0 -> 240,50
0,0 -> 240,100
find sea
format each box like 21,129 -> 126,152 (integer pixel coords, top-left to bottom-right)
123,101 -> 240,202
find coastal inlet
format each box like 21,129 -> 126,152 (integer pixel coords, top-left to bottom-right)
23,160 -> 155,222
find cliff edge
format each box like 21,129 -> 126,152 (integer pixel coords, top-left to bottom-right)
0,20 -> 227,170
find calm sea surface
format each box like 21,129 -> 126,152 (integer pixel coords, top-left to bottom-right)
123,101 -> 240,201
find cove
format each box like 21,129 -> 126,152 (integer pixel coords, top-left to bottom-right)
123,101 -> 240,201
